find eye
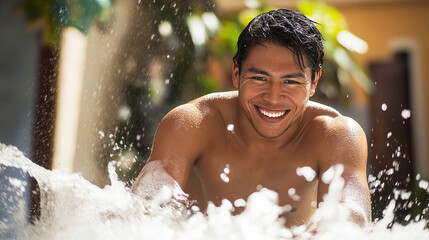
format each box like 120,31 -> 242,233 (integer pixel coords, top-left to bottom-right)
283,80 -> 300,84
252,76 -> 266,81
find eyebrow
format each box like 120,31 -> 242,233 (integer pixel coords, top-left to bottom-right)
248,67 -> 305,79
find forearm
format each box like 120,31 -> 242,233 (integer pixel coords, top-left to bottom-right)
132,161 -> 186,200
342,178 -> 372,227
343,201 -> 371,227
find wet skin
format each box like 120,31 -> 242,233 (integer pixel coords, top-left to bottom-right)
132,42 -> 371,228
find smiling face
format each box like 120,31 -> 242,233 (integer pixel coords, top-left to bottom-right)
233,41 -> 319,139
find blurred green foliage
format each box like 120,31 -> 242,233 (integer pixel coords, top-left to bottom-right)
18,0 -> 114,46
297,0 -> 347,55
208,6 -> 272,60
298,0 -> 373,100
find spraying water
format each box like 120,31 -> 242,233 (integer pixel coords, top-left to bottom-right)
0,144 -> 428,239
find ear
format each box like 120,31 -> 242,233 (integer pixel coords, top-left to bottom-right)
310,69 -> 321,97
232,62 -> 240,89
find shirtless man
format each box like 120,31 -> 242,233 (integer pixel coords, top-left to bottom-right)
132,8 -> 371,228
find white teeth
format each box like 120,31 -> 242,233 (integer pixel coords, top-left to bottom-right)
258,108 -> 286,118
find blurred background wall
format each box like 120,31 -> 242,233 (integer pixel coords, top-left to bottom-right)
0,0 -> 40,236
0,0 -> 39,158
1,0 -> 428,227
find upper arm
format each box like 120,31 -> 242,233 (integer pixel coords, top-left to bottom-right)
317,116 -> 371,224
133,103 -> 209,191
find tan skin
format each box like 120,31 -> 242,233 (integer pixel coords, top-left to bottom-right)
132,42 -> 371,228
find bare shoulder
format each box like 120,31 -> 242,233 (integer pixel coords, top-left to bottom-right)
164,91 -> 237,122
159,91 -> 237,136
190,90 -> 238,112
306,101 -> 364,138
305,101 -> 367,164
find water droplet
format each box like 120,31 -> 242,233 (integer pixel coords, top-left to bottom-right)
118,105 -> 131,121
381,103 -> 387,111
418,180 -> 428,190
224,166 -> 230,174
288,188 -> 296,197
404,214 -> 411,221
158,21 -> 173,36
416,173 -> 421,180
220,173 -> 229,183
387,132 -> 392,138
227,124 -> 234,132
296,166 -> 316,182
401,109 -> 411,119
393,161 -> 400,171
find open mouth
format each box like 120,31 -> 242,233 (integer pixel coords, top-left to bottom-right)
256,106 -> 289,119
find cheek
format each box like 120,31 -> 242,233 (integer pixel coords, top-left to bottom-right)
285,86 -> 308,97
284,87 -> 310,105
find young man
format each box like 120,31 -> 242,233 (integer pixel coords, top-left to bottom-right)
132,8 -> 371,228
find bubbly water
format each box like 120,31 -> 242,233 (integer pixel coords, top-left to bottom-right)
0,144 -> 428,240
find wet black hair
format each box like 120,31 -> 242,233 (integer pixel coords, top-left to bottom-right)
233,8 -> 324,81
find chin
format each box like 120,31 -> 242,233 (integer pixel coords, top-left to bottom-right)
256,129 -> 287,139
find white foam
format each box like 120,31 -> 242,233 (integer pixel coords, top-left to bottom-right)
0,144 -> 428,240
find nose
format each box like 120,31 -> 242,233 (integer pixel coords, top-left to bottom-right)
264,82 -> 284,104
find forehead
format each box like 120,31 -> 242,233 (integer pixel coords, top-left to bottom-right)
242,42 -> 310,73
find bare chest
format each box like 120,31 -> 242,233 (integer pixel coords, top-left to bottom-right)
189,139 -> 319,226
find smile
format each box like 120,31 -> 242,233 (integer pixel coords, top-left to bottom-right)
257,107 -> 288,118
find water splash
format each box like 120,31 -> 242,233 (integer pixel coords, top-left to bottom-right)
0,144 -> 428,239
